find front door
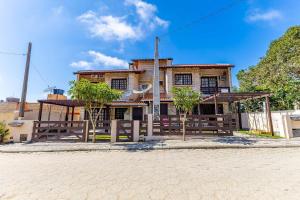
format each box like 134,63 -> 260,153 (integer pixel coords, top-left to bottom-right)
160,104 -> 168,115
132,107 -> 143,120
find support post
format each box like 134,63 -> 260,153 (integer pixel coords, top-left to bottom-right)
71,107 -> 75,121
133,120 -> 140,142
111,120 -> 117,143
65,106 -> 70,122
214,94 -> 218,114
147,114 -> 153,139
38,102 -> 43,121
19,42 -> 32,118
153,36 -> 160,121
265,96 -> 274,136
237,102 -> 242,130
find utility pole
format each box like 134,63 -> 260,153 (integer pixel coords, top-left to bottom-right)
153,37 -> 160,120
19,42 -> 32,118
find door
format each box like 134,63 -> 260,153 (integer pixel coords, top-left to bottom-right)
132,107 -> 143,120
160,104 -> 168,115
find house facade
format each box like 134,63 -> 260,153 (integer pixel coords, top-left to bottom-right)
75,58 -> 234,121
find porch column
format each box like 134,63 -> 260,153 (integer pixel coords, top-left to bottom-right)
237,102 -> 242,130
214,94 -> 218,114
265,96 -> 274,136
38,102 -> 43,121
71,106 -> 75,121
65,106 -> 70,121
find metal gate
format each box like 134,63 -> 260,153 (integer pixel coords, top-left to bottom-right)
116,120 -> 133,142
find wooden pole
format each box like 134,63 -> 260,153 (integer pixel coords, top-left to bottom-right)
38,102 -> 43,121
19,42 -> 32,118
65,106 -> 70,121
214,94 -> 218,114
71,107 -> 75,121
266,96 -> 274,136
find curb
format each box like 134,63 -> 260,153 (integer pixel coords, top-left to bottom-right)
1,144 -> 300,153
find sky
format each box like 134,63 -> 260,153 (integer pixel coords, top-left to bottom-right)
0,0 -> 299,102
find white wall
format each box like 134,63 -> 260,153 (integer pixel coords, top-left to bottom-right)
241,110 -> 300,138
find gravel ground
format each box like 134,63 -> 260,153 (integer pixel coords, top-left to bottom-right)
1,148 -> 300,200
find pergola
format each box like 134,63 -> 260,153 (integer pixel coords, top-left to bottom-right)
202,92 -> 273,134
37,100 -> 84,122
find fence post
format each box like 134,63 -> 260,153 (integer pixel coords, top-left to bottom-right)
147,114 -> 153,137
111,120 -> 117,143
133,120 -> 140,142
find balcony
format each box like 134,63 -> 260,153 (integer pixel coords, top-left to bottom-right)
200,87 -> 230,95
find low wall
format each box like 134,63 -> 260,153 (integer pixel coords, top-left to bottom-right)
7,120 -> 34,143
241,110 -> 300,138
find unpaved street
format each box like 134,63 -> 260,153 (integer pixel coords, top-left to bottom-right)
1,148 -> 300,200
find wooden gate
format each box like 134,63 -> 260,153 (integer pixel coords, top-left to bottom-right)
32,121 -> 86,142
87,120 -> 111,142
116,120 -> 133,142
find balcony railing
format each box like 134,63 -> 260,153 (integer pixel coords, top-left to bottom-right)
200,87 -> 230,95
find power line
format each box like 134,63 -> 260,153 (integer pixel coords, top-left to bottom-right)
32,64 -> 51,87
160,0 -> 245,38
0,51 -> 26,56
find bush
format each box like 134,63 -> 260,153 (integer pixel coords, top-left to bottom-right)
0,121 -> 9,143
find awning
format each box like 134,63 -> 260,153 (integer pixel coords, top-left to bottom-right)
141,93 -> 173,102
202,92 -> 270,103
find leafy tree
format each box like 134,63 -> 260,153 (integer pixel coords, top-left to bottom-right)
69,79 -> 122,143
0,121 -> 9,143
172,87 -> 202,141
237,26 -> 300,110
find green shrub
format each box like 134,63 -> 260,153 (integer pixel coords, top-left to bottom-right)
0,121 -> 9,143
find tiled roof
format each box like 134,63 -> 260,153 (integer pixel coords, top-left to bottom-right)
161,64 -> 234,68
141,93 -> 173,102
110,101 -> 147,106
74,69 -> 145,74
131,58 -> 173,61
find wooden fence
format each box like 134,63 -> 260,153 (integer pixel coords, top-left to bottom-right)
32,121 -> 87,142
153,115 -> 236,136
116,120 -> 133,142
87,120 -> 111,142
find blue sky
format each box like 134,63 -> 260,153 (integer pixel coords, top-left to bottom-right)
0,0 -> 299,102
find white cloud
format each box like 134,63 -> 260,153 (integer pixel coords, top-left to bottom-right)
78,11 -> 141,41
246,9 -> 283,22
52,5 -> 64,16
71,51 -> 128,70
125,0 -> 169,28
77,0 -> 169,41
70,60 -> 93,69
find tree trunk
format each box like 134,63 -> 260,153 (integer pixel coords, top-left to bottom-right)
182,113 -> 186,141
91,122 -> 96,143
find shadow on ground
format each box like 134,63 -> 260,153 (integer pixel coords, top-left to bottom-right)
111,140 -> 166,152
213,136 -> 257,145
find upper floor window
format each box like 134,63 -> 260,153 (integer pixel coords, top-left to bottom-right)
201,77 -> 217,88
111,79 -> 127,90
174,74 -> 192,85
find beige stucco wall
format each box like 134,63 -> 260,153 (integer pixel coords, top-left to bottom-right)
7,120 -> 34,142
241,110 -> 300,138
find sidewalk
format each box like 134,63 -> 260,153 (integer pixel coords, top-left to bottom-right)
2,136 -> 300,153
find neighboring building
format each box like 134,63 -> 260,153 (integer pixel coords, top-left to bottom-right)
74,58 -> 234,121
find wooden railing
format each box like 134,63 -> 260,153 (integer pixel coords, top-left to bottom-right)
32,121 -> 87,142
200,87 -> 230,95
153,114 -> 236,136
87,120 -> 111,142
117,120 -> 133,142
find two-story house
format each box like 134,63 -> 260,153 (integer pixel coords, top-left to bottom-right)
74,58 -> 233,121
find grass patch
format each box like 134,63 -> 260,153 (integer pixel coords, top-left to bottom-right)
238,130 -> 282,139
93,135 -> 129,140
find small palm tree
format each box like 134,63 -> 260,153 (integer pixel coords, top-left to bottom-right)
172,87 -> 202,141
0,121 -> 9,143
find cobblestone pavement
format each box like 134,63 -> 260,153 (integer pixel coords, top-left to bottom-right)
1,149 -> 300,200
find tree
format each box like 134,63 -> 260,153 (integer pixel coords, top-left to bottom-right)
172,87 -> 202,141
237,26 -> 300,110
0,121 -> 9,143
69,79 -> 122,143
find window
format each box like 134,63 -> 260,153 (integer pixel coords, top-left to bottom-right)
201,77 -> 217,87
111,79 -> 127,90
115,108 -> 127,119
174,74 -> 192,85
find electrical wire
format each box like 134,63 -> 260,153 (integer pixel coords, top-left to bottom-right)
0,51 -> 26,56
159,0 -> 245,38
